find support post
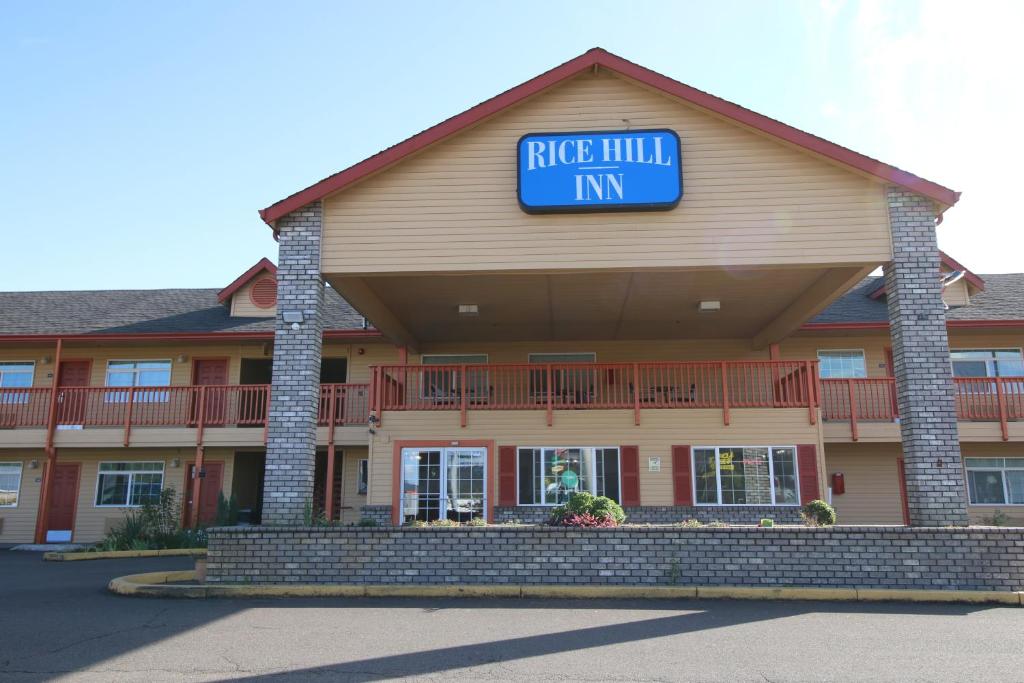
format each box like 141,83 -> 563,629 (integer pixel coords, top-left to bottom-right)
996,377 -> 1009,442
190,386 -> 206,528
34,338 -> 63,544
261,202 -> 325,526
123,386 -> 135,447
847,379 -> 859,442
720,361 -> 730,426
325,385 -> 337,521
884,187 -> 967,525
632,363 -> 641,426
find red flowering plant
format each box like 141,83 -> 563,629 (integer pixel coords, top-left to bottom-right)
549,492 -> 626,527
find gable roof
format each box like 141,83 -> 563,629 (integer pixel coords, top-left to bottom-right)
0,287 -> 369,339
259,47 -> 960,228
867,251 -> 986,300
217,257 -> 277,304
809,272 -> 1024,329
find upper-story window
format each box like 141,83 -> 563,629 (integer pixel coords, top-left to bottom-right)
950,349 -> 1024,378
0,362 -> 34,404
419,354 -> 489,402
105,360 -> 172,403
817,350 -> 866,379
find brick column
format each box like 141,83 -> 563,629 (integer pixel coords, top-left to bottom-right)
261,202 -> 324,525
884,187 -> 968,526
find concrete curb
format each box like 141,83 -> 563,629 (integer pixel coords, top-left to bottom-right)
46,548 -> 207,562
107,571 -> 1024,605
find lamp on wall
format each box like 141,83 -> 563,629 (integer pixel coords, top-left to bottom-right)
170,458 -> 181,468
28,460 -> 39,469
176,354 -> 188,364
40,355 -> 51,365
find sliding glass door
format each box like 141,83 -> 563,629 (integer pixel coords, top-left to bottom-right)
400,447 -> 486,523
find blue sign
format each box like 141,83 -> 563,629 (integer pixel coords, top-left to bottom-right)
517,129 -> 682,213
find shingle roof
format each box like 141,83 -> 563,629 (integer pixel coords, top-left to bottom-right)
1,273 -> 1020,337
0,287 -> 365,336
812,273 -> 1024,324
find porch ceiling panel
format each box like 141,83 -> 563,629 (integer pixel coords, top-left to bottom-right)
334,265 -> 859,343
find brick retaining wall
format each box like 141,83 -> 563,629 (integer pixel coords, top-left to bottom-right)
207,526 -> 1024,591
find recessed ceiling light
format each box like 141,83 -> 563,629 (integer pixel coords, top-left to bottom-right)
458,304 -> 479,316
698,300 -> 721,313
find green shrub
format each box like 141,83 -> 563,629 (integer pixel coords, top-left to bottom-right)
677,518 -> 703,528
96,489 -> 207,551
356,517 -> 379,527
429,518 -> 460,527
215,492 -> 240,527
550,492 -> 626,526
465,517 -> 488,527
800,499 -> 837,527
983,510 -> 1010,527
759,518 -> 774,528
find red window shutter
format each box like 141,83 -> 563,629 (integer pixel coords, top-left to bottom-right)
498,445 -> 517,506
797,444 -> 820,504
620,445 -> 641,507
671,445 -> 692,506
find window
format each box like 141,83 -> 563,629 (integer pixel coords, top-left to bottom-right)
517,447 -> 620,505
693,446 -> 799,506
817,350 -> 866,379
357,459 -> 368,495
951,349 -> 1024,378
965,457 -> 1024,505
0,462 -> 23,507
419,354 -> 489,402
527,353 -> 597,402
400,447 -> 486,523
95,462 -> 164,507
105,360 -> 172,403
0,362 -> 34,405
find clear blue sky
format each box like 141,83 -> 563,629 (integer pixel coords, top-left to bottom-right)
2,1 -> 1020,291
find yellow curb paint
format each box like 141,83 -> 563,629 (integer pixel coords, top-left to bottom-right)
45,548 -> 206,562
522,585 -> 697,600
697,586 -> 859,601
106,573 -> 1024,606
855,588 -> 1021,605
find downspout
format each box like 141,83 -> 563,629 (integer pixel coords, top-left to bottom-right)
34,338 -> 63,543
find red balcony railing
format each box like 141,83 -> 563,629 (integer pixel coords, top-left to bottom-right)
821,377 -> 1024,441
0,388 -> 52,428
0,383 -> 370,446
370,360 -> 820,427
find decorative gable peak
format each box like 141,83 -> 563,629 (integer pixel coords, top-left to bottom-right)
218,258 -> 278,317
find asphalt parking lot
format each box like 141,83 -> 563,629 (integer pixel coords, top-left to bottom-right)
1,550 -> 1022,682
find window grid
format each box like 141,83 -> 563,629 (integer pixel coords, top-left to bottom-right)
951,349 -> 1024,378
817,350 -> 867,379
516,446 -> 620,506
94,461 -> 165,507
965,457 -> 1024,505
0,462 -> 23,507
692,446 -> 800,506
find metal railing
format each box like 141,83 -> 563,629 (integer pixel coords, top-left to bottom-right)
821,377 -> 1024,441
370,360 -> 820,427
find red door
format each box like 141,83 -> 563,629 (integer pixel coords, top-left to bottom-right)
183,461 -> 224,525
56,361 -> 91,425
47,463 -> 80,539
192,359 -> 229,426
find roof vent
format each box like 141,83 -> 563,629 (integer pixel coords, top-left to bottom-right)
249,277 -> 278,309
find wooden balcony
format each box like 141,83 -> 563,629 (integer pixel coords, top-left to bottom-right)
0,383 -> 370,447
821,377 -> 1024,441
370,360 -> 820,427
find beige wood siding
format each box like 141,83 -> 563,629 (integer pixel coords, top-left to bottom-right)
0,451 -> 44,543
322,70 -> 891,276
823,443 -> 905,524
338,447 -> 369,524
942,279 -> 971,308
368,408 -> 824,510
230,277 -> 277,318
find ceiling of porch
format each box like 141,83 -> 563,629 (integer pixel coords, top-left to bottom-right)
329,264 -> 874,349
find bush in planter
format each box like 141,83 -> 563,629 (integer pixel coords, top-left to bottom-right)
559,512 -> 618,527
800,499 -> 837,527
465,517 -> 488,527
356,517 -> 379,527
549,492 -> 625,526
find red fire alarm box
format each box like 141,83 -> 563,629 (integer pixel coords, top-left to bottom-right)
831,472 -> 845,496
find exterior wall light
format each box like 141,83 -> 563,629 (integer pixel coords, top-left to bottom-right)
176,354 -> 188,364
283,311 -> 304,324
458,304 -> 479,316
698,300 -> 721,313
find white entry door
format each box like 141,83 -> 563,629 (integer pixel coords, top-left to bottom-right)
400,447 -> 486,524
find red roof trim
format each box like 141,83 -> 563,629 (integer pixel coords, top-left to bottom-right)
801,319 -> 1024,332
259,47 -> 960,226
217,258 -> 277,304
0,329 -> 382,344
868,251 -> 985,300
